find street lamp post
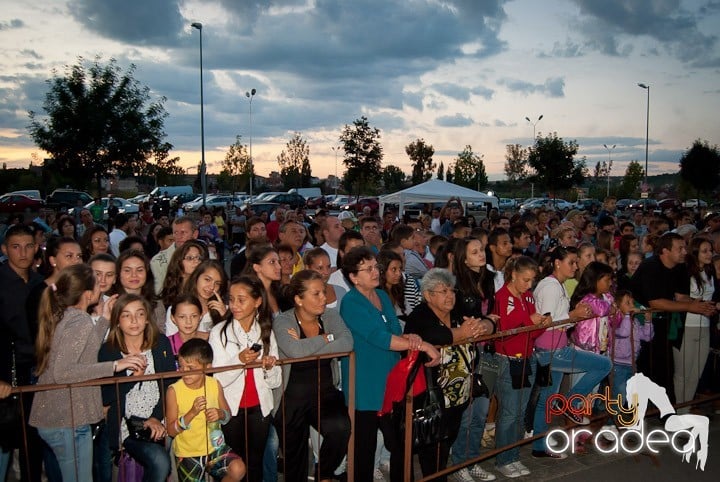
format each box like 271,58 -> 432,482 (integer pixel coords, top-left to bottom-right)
245,88 -> 256,202
603,144 -> 616,197
331,145 -> 341,197
638,83 -> 650,188
525,114 -> 544,141
190,22 -> 206,207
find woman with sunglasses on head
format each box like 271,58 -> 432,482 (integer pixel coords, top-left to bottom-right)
160,240 -> 209,309
339,246 -> 440,482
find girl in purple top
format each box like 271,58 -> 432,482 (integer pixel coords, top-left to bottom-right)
168,295 -> 209,359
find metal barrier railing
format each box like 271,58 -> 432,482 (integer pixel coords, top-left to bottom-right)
7,314 -> 719,482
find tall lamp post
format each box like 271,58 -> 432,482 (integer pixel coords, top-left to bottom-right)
603,144 -> 616,197
245,88 -> 256,202
525,114 -> 544,140
638,83 -> 650,189
331,145 -> 341,197
191,22 -> 206,207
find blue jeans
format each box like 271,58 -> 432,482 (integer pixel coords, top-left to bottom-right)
532,346 -> 612,451
495,355 -> 534,467
0,448 -> 9,482
263,425 -> 279,482
451,395 -> 489,465
611,364 -> 633,410
123,437 -> 171,482
37,425 -> 93,482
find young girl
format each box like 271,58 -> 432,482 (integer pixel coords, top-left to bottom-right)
115,249 -> 167,332
208,275 -> 281,482
29,265 -> 144,482
492,256 -> 551,478
167,260 -> 228,336
570,261 -> 620,355
169,294 -> 210,356
617,251 -> 642,292
303,247 -> 346,309
610,290 -> 654,408
166,339 -> 246,482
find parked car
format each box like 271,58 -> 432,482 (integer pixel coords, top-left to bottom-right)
327,196 -> 351,210
682,199 -> 707,208
72,197 -> 139,220
342,197 -> 379,213
498,198 -> 517,211
629,199 -> 658,211
575,198 -> 602,212
127,194 -> 149,204
241,202 -> 278,218
45,189 -> 93,211
6,190 -> 42,200
616,199 -> 636,211
183,194 -> 244,211
305,195 -> 327,209
0,193 -> 44,213
658,198 -> 681,211
261,192 -> 306,209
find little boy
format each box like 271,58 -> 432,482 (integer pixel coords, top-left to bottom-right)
166,339 -> 246,482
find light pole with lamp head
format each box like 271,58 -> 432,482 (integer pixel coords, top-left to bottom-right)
331,145 -> 341,197
190,22 -> 206,207
245,88 -> 256,203
603,144 -> 616,197
638,83 -> 650,189
525,114 -> 544,140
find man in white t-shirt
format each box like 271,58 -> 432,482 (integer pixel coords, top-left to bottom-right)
320,216 -> 344,269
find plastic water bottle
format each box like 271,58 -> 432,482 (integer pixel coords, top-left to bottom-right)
209,422 -> 224,449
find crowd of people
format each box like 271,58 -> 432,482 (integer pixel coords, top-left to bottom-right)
1,194 -> 719,482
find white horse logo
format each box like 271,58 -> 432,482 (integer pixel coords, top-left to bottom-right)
626,373 -> 709,470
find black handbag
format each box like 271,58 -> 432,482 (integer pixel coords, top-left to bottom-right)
458,346 -> 490,399
0,341 -> 22,450
125,415 -> 156,442
391,355 -> 446,450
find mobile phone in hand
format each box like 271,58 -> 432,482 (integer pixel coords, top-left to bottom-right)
250,343 -> 262,352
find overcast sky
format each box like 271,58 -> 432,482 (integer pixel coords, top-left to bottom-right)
1,0 -> 719,181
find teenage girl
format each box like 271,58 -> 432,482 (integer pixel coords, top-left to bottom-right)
166,260 -> 228,336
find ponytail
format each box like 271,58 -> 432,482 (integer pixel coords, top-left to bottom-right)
35,264 -> 95,375
503,255 -> 538,282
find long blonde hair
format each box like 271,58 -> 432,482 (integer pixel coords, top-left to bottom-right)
35,264 -> 96,375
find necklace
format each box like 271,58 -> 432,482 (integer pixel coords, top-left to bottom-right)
232,318 -> 256,349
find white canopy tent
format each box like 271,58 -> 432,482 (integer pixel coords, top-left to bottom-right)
378,179 -> 498,215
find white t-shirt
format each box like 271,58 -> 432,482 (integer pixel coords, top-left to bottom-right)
686,272 -> 714,328
320,243 -> 339,268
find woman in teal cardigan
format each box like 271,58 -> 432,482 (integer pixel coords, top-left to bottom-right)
339,247 -> 439,482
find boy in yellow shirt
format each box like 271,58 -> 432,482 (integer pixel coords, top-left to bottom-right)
167,339 -> 246,482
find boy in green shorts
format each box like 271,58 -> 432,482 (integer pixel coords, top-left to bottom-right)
166,339 -> 246,482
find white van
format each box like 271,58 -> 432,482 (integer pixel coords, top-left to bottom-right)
150,185 -> 194,198
288,187 -> 322,199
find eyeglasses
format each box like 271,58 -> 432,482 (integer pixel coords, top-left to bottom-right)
356,265 -> 380,274
429,288 -> 457,296
183,255 -> 204,262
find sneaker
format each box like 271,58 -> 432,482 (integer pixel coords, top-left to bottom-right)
523,430 -> 534,439
469,464 -> 497,481
450,467 -> 475,482
512,461 -> 530,476
532,450 -> 567,459
496,463 -> 522,479
373,468 -> 385,481
552,401 -> 590,425
599,424 -> 619,442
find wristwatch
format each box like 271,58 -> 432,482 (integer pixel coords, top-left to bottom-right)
326,334 -> 335,343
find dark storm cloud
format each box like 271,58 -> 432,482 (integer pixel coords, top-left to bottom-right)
0,19 -> 24,30
570,0 -> 718,64
537,40 -> 584,58
498,77 -> 565,97
435,114 -> 473,127
68,0 -> 185,45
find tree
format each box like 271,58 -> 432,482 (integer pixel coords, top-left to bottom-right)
445,163 -> 454,183
222,135 -> 252,193
618,161 -> 645,198
593,160 -> 612,180
453,145 -> 487,190
527,132 -> 586,191
28,57 -> 170,194
277,132 -> 311,189
406,138 -> 435,185
504,144 -> 528,182
382,165 -> 405,192
437,161 -> 444,181
679,139 -> 720,198
340,116 -> 383,196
